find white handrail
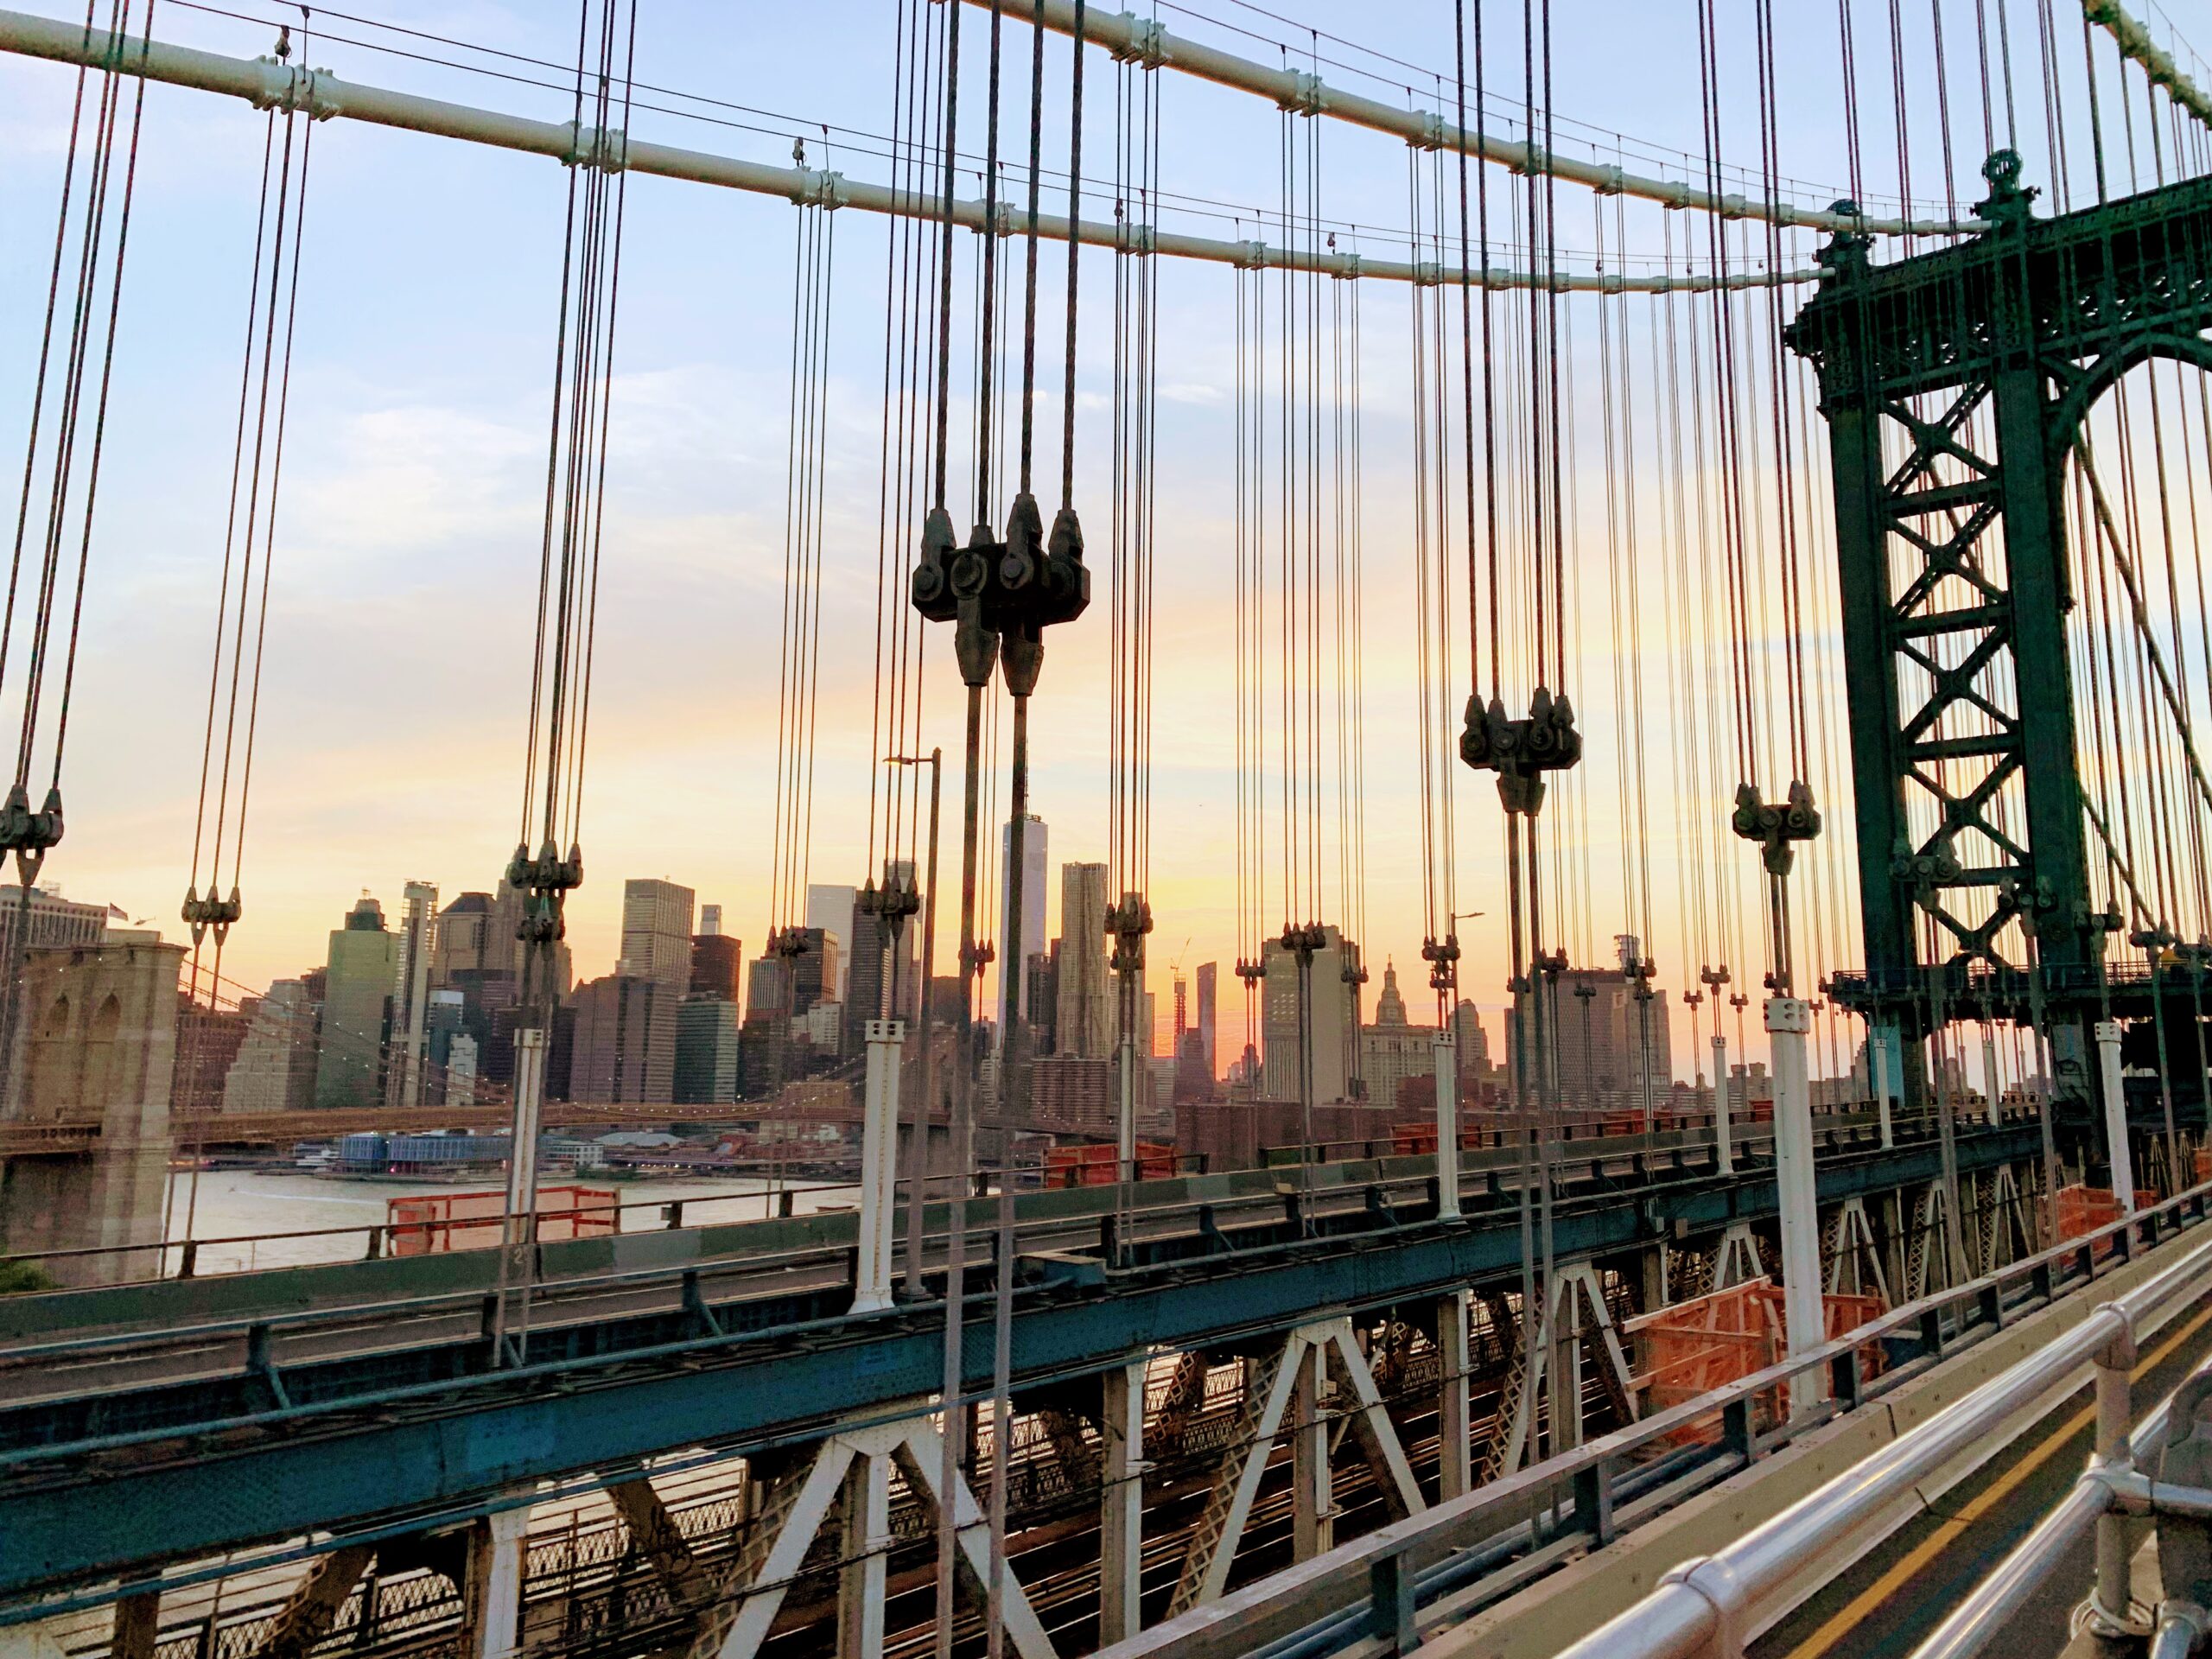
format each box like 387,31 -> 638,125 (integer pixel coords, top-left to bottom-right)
1555,1221 -> 2212,1659
1909,1314 -> 2211,1656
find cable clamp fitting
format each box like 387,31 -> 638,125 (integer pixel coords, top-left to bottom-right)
1276,69 -> 1324,118
566,121 -> 629,174
1411,259 -> 1443,288
1412,111 -> 1447,152
1656,1554 -> 1746,1659
251,60 -> 341,120
798,168 -> 849,211
1109,14 -> 1166,67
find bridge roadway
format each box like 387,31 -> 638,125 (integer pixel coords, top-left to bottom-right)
1749,1281 -> 2212,1659
0,1107 -> 2037,1607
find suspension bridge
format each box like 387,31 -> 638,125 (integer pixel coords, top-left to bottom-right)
4,0 -> 2212,1656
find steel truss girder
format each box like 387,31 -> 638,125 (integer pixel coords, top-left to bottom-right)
1824,1196 -> 1891,1302
1167,1317 -> 1423,1616
0,1130 -> 2044,1600
683,1413 -> 1056,1659
1483,1265 -> 1636,1481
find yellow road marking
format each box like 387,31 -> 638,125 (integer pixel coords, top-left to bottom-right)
1782,1299 -> 2212,1659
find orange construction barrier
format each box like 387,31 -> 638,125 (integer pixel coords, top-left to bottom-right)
1389,1123 -> 1491,1157
1629,1278 -> 1886,1443
1044,1142 -> 1174,1186
2056,1183 -> 2156,1260
388,1185 -> 619,1255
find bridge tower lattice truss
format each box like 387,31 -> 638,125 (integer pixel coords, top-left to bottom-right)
1787,153 -> 2212,1099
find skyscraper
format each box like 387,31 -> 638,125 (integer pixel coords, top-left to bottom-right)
1524,963 -> 1673,1109
791,927 -> 838,1015
674,998 -> 741,1104
1027,946 -> 1060,1055
1196,960 -> 1218,1080
1358,962 -> 1439,1110
804,883 -> 856,1001
741,956 -> 791,1098
690,932 -> 743,1001
384,880 -> 437,1111
699,903 -> 724,937
1053,862 -> 1109,1058
621,879 -> 696,991
446,1033 -> 479,1107
1000,813 -> 1048,1020
429,892 -> 494,989
1453,1001 -> 1492,1075
1261,926 -> 1361,1104
844,902 -> 887,1058
315,894 -> 397,1109
222,980 -> 320,1114
566,972 -> 677,1103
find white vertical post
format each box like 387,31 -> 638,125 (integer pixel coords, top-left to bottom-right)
1871,1023 -> 1895,1149
2096,1019 -> 2137,1213
1117,1031 -> 1138,1174
1433,1030 -> 1459,1220
2088,1326 -> 2141,1637
1982,1027 -> 2002,1122
1769,996 -> 1827,1415
1099,1360 -> 1147,1646
1555,1298 -> 1586,1452
853,1019 -> 906,1313
1290,1338 -> 1332,1560
504,1030 -> 545,1246
1712,1033 -> 1733,1174
1436,1290 -> 1472,1498
836,1451 -> 891,1658
471,1506 -> 531,1659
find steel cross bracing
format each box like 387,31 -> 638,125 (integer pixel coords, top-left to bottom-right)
0,1115 -> 2037,1605
1788,157 -> 2212,1062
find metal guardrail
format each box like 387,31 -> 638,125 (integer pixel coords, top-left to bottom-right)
0,1114 -> 1997,1474
1551,1185 -> 2212,1659
1908,1294 -> 2212,1656
1102,1179 -> 2212,1659
0,1102 -> 1924,1287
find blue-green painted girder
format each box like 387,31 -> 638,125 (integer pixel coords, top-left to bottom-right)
0,1127 -> 2037,1599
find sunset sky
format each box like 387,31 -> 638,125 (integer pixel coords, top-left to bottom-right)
0,0 -> 2189,1077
